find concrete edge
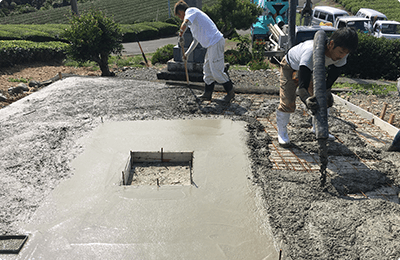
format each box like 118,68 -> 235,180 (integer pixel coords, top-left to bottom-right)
333,94 -> 399,137
165,81 -> 280,95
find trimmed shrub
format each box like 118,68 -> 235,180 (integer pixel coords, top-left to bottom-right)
142,21 -> 178,37
343,33 -> 400,80
121,24 -> 158,43
151,44 -> 174,64
0,40 -> 68,67
62,9 -> 123,76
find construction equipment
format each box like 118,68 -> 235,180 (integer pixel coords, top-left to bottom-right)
251,0 -> 337,61
312,30 -> 329,187
264,23 -> 336,61
251,0 -> 291,43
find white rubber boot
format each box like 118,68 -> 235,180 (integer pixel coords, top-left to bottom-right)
276,109 -> 291,147
312,108 -> 335,140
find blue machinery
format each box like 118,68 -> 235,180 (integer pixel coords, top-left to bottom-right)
251,0 -> 290,41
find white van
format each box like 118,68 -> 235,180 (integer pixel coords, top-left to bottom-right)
312,6 -> 349,27
355,8 -> 387,25
372,20 -> 400,40
335,16 -> 371,34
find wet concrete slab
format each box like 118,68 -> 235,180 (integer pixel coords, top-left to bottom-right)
16,119 -> 278,259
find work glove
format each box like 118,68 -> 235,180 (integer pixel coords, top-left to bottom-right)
297,88 -> 319,114
178,35 -> 185,47
326,90 -> 334,108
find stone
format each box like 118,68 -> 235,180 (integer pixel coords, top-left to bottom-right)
0,93 -> 6,102
8,83 -> 29,94
17,82 -> 29,91
39,80 -> 53,87
29,80 -> 40,88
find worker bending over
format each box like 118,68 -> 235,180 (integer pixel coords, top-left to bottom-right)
276,27 -> 359,147
174,0 -> 234,102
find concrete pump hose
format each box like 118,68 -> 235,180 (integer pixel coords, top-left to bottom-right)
313,30 -> 329,140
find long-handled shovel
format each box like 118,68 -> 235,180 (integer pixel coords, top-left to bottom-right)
135,33 -> 149,67
179,41 -> 189,85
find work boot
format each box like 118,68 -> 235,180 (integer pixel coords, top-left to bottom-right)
222,80 -> 235,102
312,108 -> 335,140
387,144 -> 400,152
276,109 -> 291,147
197,82 -> 215,101
387,130 -> 400,152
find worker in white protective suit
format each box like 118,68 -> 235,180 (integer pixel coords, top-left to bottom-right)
174,0 -> 234,102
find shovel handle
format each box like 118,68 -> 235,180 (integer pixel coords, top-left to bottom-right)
180,42 -> 189,84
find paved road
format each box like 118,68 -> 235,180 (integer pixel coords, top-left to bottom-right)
121,29 -> 251,56
122,36 -> 178,56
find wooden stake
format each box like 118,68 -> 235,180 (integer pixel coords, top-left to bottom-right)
279,249 -> 282,260
161,147 -> 163,162
380,103 -> 388,119
388,114 -> 395,124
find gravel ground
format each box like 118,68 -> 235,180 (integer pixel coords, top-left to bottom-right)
1,66 -> 400,259
118,66 -> 400,129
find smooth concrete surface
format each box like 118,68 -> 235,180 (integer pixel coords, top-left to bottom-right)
17,119 -> 278,259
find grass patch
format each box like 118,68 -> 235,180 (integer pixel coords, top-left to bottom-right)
8,77 -> 30,83
333,82 -> 397,96
63,54 -> 153,70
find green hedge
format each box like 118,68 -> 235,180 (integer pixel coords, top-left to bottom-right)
0,40 -> 68,67
120,22 -> 178,42
335,0 -> 400,22
0,22 -> 178,43
0,24 -> 69,42
343,33 -> 400,81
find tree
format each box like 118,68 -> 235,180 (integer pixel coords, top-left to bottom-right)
203,0 -> 262,38
62,9 -> 123,76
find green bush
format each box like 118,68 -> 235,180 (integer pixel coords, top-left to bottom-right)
142,21 -> 178,37
62,9 -> 123,76
0,40 -> 68,67
248,60 -> 270,71
165,16 -> 181,26
224,49 -> 252,65
121,24 -> 158,42
151,44 -> 174,64
203,0 -> 262,38
224,35 -> 253,65
344,33 -> 400,80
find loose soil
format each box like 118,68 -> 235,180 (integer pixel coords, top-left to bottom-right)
0,61 -> 100,109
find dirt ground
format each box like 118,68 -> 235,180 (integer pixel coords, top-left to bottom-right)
0,62 -> 100,109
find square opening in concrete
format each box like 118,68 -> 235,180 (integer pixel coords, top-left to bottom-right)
0,235 -> 28,254
122,149 -> 193,186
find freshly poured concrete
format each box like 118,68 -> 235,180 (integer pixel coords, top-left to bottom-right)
18,119 -> 277,259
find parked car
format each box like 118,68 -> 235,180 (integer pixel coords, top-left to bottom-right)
335,16 -> 371,34
372,20 -> 400,40
355,8 -> 387,26
312,6 -> 348,27
295,25 -> 337,45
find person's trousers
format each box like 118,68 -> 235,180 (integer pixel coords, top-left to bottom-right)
278,56 -> 314,113
203,38 -> 229,85
278,56 -> 297,113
